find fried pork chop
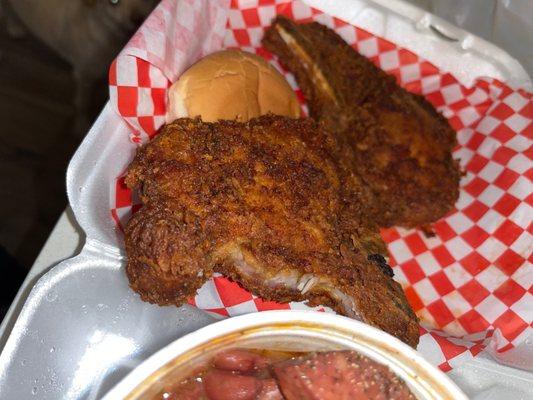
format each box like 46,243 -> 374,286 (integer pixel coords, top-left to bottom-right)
125,116 -> 419,346
263,17 -> 461,228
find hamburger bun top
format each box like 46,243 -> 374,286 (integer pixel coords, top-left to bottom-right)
167,50 -> 300,123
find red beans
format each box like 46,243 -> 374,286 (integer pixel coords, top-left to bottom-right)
213,349 -> 267,372
204,370 -> 261,400
201,350 -> 276,399
164,350 -> 414,400
256,379 -> 284,400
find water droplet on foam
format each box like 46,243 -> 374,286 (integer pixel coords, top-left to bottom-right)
46,291 -> 58,302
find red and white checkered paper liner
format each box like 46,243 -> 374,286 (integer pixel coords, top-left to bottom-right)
108,0 -> 533,371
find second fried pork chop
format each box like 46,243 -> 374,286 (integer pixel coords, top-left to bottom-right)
125,116 -> 419,346
263,17 -> 461,228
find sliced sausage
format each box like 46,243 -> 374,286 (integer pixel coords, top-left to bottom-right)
204,370 -> 261,400
213,349 -> 267,372
273,351 -> 414,400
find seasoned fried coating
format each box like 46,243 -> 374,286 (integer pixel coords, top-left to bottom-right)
263,17 -> 461,228
125,116 -> 419,346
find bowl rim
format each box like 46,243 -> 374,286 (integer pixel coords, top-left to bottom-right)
102,310 -> 467,400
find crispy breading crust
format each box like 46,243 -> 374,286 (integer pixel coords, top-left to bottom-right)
263,17 -> 461,228
125,116 -> 419,346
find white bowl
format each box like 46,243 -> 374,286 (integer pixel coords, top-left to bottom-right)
103,310 -> 467,399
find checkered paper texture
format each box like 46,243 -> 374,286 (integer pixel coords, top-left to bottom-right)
109,0 -> 533,371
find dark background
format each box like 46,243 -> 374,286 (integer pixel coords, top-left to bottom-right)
0,23 -> 105,320
0,0 -> 161,324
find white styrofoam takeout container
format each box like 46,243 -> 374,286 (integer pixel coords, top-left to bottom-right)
0,0 -> 531,399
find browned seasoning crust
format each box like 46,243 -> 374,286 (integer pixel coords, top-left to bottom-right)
125,116 -> 419,347
263,16 -> 461,228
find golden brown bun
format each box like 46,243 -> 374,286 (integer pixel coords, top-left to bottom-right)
167,50 -> 300,122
